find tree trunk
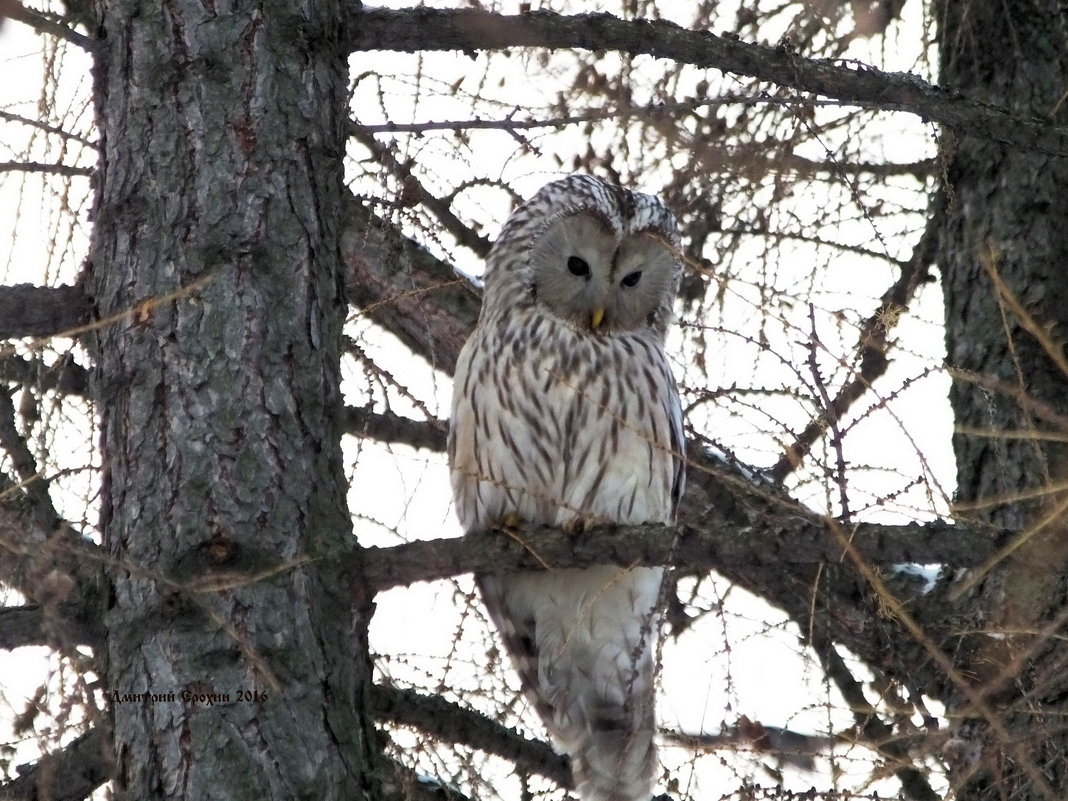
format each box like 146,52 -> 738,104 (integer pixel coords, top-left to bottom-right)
937,2 -> 1068,797
86,2 -> 378,798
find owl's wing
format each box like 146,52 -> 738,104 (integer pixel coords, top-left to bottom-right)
667,372 -> 687,517
475,573 -> 555,724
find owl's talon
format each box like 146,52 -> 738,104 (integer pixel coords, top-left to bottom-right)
496,513 -> 523,531
562,517 -> 598,536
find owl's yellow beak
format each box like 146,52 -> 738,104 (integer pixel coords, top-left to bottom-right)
591,308 -> 605,329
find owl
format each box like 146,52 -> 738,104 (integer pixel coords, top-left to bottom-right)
448,175 -> 685,801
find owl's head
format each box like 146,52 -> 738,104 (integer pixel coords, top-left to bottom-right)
484,175 -> 683,336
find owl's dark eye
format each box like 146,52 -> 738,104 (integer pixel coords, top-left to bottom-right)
621,271 -> 642,287
567,256 -> 591,277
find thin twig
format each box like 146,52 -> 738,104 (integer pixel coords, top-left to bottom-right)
350,129 -> 492,257
805,304 -> 851,520
0,160 -> 93,177
770,195 -> 940,481
0,111 -> 96,148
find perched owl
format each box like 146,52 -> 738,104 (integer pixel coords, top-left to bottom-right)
448,175 -> 686,801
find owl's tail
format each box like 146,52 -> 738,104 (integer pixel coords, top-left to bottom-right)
478,566 -> 663,801
535,567 -> 663,801
557,702 -> 658,801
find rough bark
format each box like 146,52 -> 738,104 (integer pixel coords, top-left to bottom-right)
86,1 -> 379,799
936,1 -> 1068,797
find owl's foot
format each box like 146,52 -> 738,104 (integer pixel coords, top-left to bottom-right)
494,513 -> 524,531
562,516 -> 601,536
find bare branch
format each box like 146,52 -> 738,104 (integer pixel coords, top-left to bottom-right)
810,632 -> 939,801
350,129 -> 492,258
0,111 -> 96,149
350,8 -> 1068,155
2,0 -> 95,50
0,161 -> 93,177
354,108 -> 932,179
342,406 -> 447,451
0,284 -> 91,341
380,759 -> 476,801
770,196 -> 941,481
0,476 -> 103,621
0,602 -> 102,650
354,514 -> 998,593
343,195 -> 480,375
0,728 -> 110,801
663,717 -> 837,773
0,353 -> 89,397
372,684 -> 571,787
0,390 -> 58,527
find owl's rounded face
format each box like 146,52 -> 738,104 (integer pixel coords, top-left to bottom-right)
528,211 -> 677,334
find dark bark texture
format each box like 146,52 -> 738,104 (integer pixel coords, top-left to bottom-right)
86,1 -> 379,799
937,1 -> 1068,797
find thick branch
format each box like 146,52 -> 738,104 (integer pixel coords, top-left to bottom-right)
0,284 -> 91,341
356,515 -> 1000,592
0,353 -> 89,397
0,478 -> 103,630
372,684 -> 571,787
2,0 -> 95,50
342,406 -> 448,451
0,602 -> 102,650
350,8 -> 1068,155
0,728 -> 110,801
343,196 -> 480,375
0,390 -> 58,527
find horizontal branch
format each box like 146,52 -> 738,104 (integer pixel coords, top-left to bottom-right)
355,516 -> 1003,592
0,353 -> 90,396
350,7 -> 1068,155
372,684 -> 571,786
342,406 -> 448,451
0,110 -> 96,148
0,160 -> 92,177
0,284 -> 91,340
0,603 -> 102,650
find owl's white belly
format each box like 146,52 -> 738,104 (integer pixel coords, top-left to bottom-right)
450,322 -> 679,533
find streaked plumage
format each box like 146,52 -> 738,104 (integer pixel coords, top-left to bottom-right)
448,175 -> 685,801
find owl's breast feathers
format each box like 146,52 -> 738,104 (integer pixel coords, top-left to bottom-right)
449,307 -> 684,533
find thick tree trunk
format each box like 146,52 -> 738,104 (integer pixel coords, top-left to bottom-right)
87,2 -> 378,798
937,2 -> 1068,797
